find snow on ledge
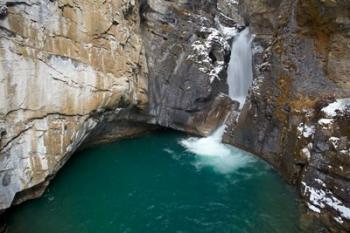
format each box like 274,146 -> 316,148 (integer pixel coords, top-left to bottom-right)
302,182 -> 350,222
322,98 -> 350,117
188,26 -> 231,83
297,123 -> 315,139
318,118 -> 334,125
329,137 -> 340,150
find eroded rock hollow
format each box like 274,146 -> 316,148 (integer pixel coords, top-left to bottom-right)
0,0 -> 349,232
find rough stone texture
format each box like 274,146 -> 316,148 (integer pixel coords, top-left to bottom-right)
141,0 -> 239,136
2,0 -> 349,232
0,0 -> 241,215
0,0 -> 148,211
301,104 -> 350,231
224,0 -> 350,232
217,0 -> 242,25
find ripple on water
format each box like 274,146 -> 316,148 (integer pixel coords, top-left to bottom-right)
7,131 -> 301,233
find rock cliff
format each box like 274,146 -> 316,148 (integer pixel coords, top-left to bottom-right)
0,0 -> 350,232
0,0 -> 149,211
224,0 -> 350,232
0,0 -> 237,213
141,0 -> 238,135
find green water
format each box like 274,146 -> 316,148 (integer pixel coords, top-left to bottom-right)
7,131 -> 301,233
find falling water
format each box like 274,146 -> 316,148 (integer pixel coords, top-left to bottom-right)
180,125 -> 229,158
179,28 -> 254,173
227,27 -> 253,108
179,125 -> 254,174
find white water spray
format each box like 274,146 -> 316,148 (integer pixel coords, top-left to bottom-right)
179,125 -> 254,174
180,125 -> 228,158
227,28 -> 253,108
179,28 -> 255,174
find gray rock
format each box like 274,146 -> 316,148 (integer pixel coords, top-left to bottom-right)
223,0 -> 350,231
141,0 -> 238,135
0,6 -> 7,19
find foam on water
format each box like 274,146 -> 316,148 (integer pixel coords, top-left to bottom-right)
7,131 -> 302,233
179,126 -> 254,174
179,27 -> 256,174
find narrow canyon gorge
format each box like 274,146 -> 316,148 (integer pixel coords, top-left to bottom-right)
0,0 -> 349,232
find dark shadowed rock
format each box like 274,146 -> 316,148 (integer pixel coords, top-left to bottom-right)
141,0 -> 239,135
0,6 -> 7,19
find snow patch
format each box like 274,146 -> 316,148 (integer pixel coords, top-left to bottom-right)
322,98 -> 350,117
318,118 -> 334,125
329,137 -> 340,150
251,75 -> 264,96
297,123 -> 315,139
301,147 -> 311,160
339,149 -> 350,156
315,178 -> 326,188
188,27 -> 231,82
302,182 -> 350,220
334,216 -> 344,224
307,203 -> 321,213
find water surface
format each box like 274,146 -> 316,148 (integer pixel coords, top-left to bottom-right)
7,131 -> 301,233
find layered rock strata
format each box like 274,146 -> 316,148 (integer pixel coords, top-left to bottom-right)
0,0 -> 148,210
1,0 -> 349,232
0,0 -> 238,214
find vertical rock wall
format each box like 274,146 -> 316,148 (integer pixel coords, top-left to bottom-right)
0,0 -> 148,210
224,0 -> 350,232
1,1 -> 349,232
0,0 -> 240,213
141,0 -> 239,136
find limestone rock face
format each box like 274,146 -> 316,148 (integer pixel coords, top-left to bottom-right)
224,0 -> 350,231
141,0 -> 238,136
0,0 -> 240,213
0,0 -> 148,210
2,1 -> 349,232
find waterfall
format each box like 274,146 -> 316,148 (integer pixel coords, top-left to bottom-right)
179,124 -> 253,174
227,28 -> 253,108
180,126 -> 230,158
179,28 -> 255,174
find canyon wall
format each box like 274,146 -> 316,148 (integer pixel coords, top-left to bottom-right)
224,0 -> 350,232
0,0 -> 149,211
0,0 -> 350,232
140,0 -> 238,135
0,0 -> 236,213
